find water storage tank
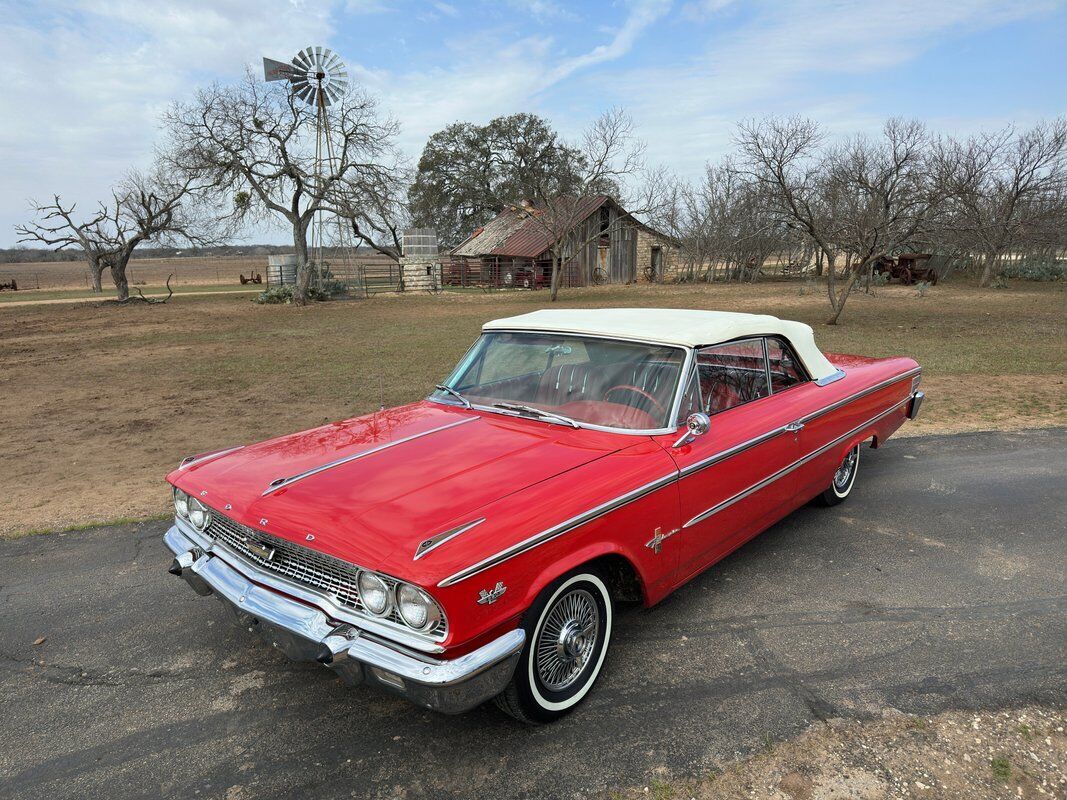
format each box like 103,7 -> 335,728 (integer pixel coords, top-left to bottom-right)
266,254 -> 298,286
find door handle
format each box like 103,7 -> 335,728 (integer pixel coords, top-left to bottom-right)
784,421 -> 804,433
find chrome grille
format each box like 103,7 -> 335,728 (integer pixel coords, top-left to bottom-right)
203,511 -> 447,639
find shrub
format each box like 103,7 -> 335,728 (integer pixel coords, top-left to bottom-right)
254,285 -> 293,304
1001,258 -> 1067,281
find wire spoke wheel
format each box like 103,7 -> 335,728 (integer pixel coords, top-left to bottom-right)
534,588 -> 599,692
834,447 -> 858,491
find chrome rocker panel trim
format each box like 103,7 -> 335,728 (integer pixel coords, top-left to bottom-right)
165,525 -> 525,714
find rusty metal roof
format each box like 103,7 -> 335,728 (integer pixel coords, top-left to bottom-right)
451,196 -> 612,259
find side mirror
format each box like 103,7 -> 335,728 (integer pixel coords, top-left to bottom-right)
673,412 -> 711,448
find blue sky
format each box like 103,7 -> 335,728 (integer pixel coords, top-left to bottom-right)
2,0 -> 1065,245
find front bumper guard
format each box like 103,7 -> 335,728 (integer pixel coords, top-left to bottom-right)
164,525 -> 524,714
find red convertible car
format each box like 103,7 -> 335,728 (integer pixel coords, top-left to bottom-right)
165,309 -> 923,723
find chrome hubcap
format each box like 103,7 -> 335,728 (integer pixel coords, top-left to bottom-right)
536,589 -> 599,691
834,447 -> 858,491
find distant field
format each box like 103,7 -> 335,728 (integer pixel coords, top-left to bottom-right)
0,253 -> 401,291
1,279 -> 1064,536
0,255 -> 264,290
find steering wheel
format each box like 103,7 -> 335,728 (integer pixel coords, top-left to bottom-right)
603,384 -> 667,418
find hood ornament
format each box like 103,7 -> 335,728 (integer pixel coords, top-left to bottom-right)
477,581 -> 507,605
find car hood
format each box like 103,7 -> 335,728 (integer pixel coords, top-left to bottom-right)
169,401 -> 635,575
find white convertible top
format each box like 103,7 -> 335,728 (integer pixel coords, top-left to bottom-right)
483,308 -> 839,381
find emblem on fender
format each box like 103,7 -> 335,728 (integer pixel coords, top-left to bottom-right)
645,526 -> 680,555
477,581 -> 507,605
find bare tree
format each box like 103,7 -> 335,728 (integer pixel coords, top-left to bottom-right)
17,168 -> 223,301
161,72 -> 403,304
934,119 -> 1067,286
736,117 -> 942,324
335,165 -> 412,263
736,117 -> 846,318
16,198 -> 112,292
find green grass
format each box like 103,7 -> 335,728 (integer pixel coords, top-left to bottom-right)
990,755 -> 1012,781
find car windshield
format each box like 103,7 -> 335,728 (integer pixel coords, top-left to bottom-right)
433,332 -> 686,430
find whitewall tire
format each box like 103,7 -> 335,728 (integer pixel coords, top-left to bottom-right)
494,569 -> 613,723
817,443 -> 860,506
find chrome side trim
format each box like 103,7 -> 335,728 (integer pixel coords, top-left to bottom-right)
682,395 -> 912,529
815,369 -> 847,386
262,417 -> 477,496
799,367 -> 920,426
414,518 -> 487,561
437,367 -> 921,587
179,446 -> 245,470
678,425 -> 790,478
437,471 -> 680,587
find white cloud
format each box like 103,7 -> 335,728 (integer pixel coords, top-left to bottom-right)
618,0 -> 1060,176
354,0 -> 673,151
0,1 -> 338,244
507,0 -> 580,21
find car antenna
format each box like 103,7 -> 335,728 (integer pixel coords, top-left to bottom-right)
379,374 -> 385,412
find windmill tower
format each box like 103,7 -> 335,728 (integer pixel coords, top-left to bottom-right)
263,47 -> 355,290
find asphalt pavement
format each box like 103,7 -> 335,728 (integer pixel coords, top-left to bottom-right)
1,428 -> 1064,799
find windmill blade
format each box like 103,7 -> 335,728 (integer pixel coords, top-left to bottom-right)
324,85 -> 341,105
263,57 -> 295,82
292,49 -> 313,72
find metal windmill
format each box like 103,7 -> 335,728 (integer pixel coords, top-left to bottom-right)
263,47 -> 354,288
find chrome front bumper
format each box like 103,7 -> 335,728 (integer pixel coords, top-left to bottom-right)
164,524 -> 524,714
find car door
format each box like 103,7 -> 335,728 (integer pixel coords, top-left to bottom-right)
653,338 -> 804,584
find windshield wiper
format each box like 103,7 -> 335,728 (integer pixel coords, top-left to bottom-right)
434,384 -> 471,409
491,402 -> 580,428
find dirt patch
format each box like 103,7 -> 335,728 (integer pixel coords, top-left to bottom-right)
1,280 -> 1064,536
612,705 -> 1066,800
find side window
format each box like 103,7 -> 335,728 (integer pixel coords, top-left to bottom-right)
765,338 -> 807,393
675,367 -> 702,425
696,339 -> 768,415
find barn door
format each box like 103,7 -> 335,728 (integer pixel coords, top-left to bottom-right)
611,224 -> 636,283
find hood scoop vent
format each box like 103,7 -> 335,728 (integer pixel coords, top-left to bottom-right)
413,517 -> 486,561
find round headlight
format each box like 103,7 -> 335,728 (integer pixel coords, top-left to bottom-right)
173,488 -> 190,519
358,572 -> 392,616
396,584 -> 441,632
188,497 -> 211,531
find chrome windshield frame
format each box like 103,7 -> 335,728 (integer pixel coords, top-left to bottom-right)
428,330 -> 693,437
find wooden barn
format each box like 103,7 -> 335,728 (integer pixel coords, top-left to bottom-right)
447,196 -> 677,289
